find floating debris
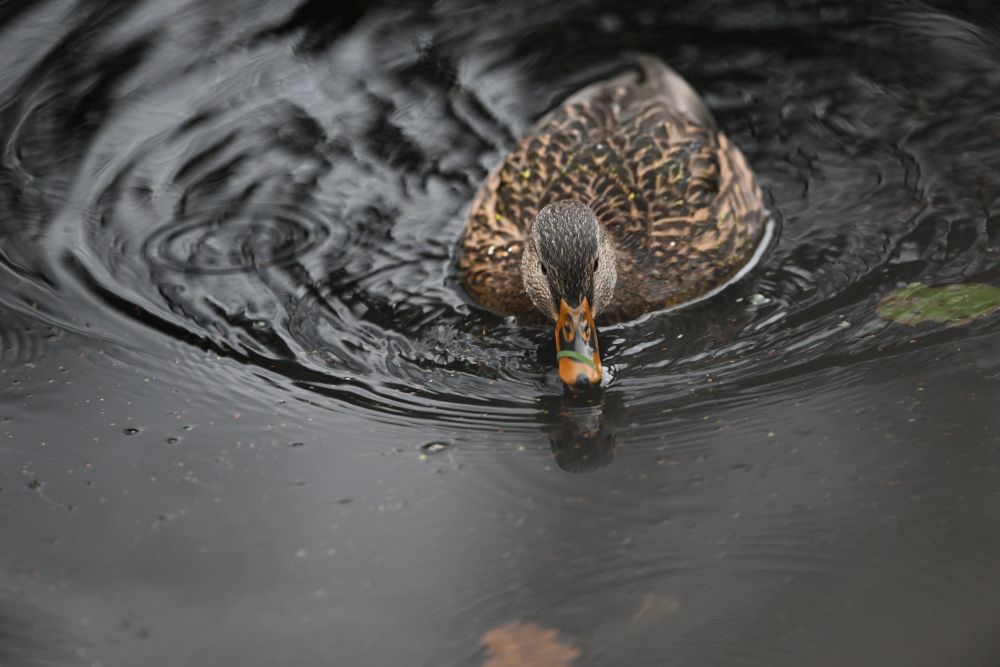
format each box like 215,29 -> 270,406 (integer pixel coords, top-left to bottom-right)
420,442 -> 450,453
876,282 -> 1000,326
481,622 -> 581,667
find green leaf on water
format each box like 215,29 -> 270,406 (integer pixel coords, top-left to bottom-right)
876,282 -> 1000,326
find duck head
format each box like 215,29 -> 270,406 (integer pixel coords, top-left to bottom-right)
522,201 -> 617,387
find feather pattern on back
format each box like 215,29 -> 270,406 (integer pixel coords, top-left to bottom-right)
459,54 -> 767,324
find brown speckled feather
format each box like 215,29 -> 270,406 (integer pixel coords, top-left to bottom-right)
459,55 -> 767,325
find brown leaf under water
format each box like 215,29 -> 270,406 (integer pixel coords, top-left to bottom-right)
481,622 -> 582,667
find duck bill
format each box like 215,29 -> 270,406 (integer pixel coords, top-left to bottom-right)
555,298 -> 602,387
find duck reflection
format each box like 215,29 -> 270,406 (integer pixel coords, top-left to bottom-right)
536,389 -> 625,474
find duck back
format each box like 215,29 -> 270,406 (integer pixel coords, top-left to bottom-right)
459,54 -> 767,324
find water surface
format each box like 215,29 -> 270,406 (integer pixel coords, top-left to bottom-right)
2,1 -> 1000,665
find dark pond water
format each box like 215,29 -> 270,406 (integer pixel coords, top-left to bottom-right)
3,0 -> 1000,664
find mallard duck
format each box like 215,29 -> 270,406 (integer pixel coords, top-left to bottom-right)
459,54 -> 769,387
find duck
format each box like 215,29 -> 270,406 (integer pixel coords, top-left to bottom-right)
459,54 -> 769,387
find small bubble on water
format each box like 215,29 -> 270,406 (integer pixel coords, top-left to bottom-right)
598,13 -> 622,33
123,428 -> 139,435
421,442 -> 450,453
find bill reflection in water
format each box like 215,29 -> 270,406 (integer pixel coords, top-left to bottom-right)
537,390 -> 624,474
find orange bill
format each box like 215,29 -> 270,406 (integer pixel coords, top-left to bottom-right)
555,298 -> 602,387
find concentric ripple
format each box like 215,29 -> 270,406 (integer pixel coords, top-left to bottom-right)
145,207 -> 328,275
